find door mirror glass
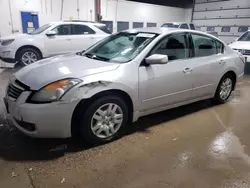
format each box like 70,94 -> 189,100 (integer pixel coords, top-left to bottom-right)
145,54 -> 169,65
46,30 -> 57,36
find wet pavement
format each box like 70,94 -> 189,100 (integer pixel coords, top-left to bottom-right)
1,68 -> 250,187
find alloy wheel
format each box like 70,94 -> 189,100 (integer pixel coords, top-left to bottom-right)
91,103 -> 124,139
219,78 -> 232,100
21,51 -> 38,65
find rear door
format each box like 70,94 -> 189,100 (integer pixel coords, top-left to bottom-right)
187,33 -> 226,99
70,24 -> 99,51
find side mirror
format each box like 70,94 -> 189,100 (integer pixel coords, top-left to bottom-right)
46,30 -> 57,36
145,54 -> 169,65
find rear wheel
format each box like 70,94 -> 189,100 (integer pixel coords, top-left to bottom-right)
77,95 -> 129,144
17,48 -> 42,66
213,74 -> 234,104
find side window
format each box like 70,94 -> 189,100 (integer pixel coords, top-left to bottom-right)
216,40 -> 224,54
221,26 -> 230,32
52,25 -> 71,35
207,27 -> 215,32
71,24 -> 95,35
150,34 -> 189,61
190,24 -> 196,30
238,27 -> 248,33
191,34 -> 217,57
180,24 -> 189,29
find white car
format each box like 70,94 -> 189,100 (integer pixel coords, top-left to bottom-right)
229,30 -> 250,62
0,21 -> 110,66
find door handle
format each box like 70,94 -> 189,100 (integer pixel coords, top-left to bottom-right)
183,68 -> 193,74
219,60 -> 226,65
66,38 -> 72,41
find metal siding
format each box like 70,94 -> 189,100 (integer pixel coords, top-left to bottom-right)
193,0 -> 250,43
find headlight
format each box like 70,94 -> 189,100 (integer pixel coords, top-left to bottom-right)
1,39 -> 15,46
30,78 -> 82,103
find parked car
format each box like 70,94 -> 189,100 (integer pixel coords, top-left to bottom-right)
4,28 -> 244,144
161,22 -> 218,37
229,30 -> 250,62
0,21 -> 110,66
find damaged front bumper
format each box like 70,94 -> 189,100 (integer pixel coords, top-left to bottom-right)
3,91 -> 81,138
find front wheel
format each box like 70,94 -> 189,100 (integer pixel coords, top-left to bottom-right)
78,96 -> 129,144
17,48 -> 42,66
213,74 -> 234,104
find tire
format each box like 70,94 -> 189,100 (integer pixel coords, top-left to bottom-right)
77,95 -> 129,144
17,48 -> 42,66
213,74 -> 235,104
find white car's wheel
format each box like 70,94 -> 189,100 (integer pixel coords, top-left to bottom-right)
17,48 -> 42,66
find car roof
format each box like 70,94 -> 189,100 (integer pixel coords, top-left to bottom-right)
50,21 -> 105,26
124,27 -> 200,35
123,27 -> 225,43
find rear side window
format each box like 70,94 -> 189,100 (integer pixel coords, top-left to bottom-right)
238,27 -> 248,33
207,27 -> 215,32
94,25 -> 112,34
52,24 -> 71,35
216,41 -> 224,54
191,34 -> 217,57
180,24 -> 189,29
221,27 -> 230,32
71,24 -> 95,35
190,24 -> 195,30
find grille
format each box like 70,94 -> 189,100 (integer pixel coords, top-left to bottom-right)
242,50 -> 250,55
7,80 -> 26,100
234,49 -> 250,55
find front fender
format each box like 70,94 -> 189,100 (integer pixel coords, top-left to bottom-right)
62,81 -> 139,113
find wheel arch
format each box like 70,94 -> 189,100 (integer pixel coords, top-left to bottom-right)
71,89 -> 134,137
223,70 -> 237,90
15,45 -> 43,60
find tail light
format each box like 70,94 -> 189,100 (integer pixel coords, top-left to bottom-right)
236,51 -> 245,64
239,54 -> 246,64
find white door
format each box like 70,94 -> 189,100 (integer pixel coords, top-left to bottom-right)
139,33 -> 194,112
187,34 -> 226,99
44,24 -> 73,56
70,24 -> 104,52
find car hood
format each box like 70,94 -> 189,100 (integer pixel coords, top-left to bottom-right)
14,54 -> 120,90
229,41 -> 250,50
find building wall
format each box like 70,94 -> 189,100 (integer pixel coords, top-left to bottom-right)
0,0 -> 193,37
192,0 -> 250,44
101,0 -> 192,32
0,0 -> 95,37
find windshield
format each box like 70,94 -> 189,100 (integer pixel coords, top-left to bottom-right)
29,24 -> 53,35
82,32 -> 157,63
238,31 -> 250,41
162,23 -> 180,28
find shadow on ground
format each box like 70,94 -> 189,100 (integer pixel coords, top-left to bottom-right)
0,99 -> 214,162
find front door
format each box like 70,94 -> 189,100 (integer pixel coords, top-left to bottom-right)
139,33 -> 193,111
44,24 -> 73,56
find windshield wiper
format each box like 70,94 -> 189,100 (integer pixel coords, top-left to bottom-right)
92,55 -> 109,62
84,53 -> 109,62
84,53 -> 94,59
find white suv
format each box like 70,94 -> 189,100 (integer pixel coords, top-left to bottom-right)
0,21 -> 110,66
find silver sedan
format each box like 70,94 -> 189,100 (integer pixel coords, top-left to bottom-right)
4,28 -> 245,144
